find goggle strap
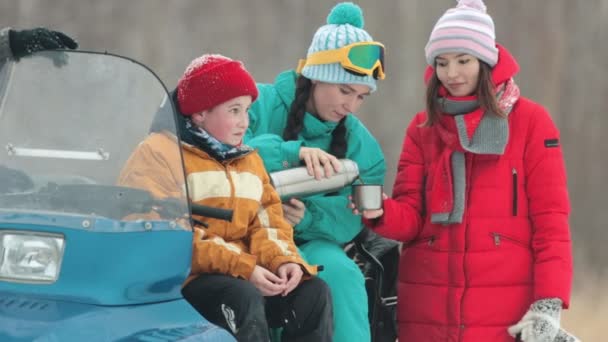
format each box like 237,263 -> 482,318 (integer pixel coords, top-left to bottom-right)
304,49 -> 345,66
296,59 -> 307,74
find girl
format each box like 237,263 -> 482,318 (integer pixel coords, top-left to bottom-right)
354,0 -> 578,341
244,3 -> 386,341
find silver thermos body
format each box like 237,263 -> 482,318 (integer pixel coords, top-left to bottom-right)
269,159 -> 359,199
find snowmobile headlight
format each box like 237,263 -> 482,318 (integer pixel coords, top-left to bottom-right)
0,231 -> 65,283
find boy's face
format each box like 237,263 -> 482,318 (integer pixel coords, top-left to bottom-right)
192,95 -> 252,146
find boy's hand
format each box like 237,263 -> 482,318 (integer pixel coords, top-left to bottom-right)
249,265 -> 285,296
277,263 -> 303,296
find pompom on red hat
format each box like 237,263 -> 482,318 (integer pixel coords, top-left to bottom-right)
176,54 -> 258,115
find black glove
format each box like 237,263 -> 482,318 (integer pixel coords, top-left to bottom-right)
8,27 -> 78,59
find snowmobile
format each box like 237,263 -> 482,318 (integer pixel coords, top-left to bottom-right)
0,50 -> 236,341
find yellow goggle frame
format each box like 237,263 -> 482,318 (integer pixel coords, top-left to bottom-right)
296,41 -> 385,80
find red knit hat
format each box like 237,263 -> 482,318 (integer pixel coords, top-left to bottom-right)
176,54 -> 258,115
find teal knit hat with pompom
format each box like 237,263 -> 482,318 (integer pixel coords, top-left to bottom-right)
301,2 -> 378,92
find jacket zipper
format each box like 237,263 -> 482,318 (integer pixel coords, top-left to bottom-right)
224,165 -> 236,238
491,232 -> 529,249
459,155 -> 474,339
512,168 -> 518,216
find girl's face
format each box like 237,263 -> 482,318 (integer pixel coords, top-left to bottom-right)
307,81 -> 371,122
191,95 -> 252,146
435,53 -> 481,97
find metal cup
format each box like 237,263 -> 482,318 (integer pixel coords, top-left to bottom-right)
352,184 -> 383,211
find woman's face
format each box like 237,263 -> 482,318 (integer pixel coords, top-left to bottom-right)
307,81 -> 371,122
191,95 -> 252,146
435,53 -> 480,97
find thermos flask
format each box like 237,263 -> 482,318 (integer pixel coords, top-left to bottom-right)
269,159 -> 359,199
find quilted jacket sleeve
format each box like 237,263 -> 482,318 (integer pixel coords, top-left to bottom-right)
190,228 -> 258,280
524,105 -> 572,308
248,155 -> 317,276
117,133 -> 184,199
366,114 -> 425,242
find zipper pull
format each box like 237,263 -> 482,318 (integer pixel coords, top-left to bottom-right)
512,168 -> 518,216
428,236 -> 435,246
494,233 -> 500,246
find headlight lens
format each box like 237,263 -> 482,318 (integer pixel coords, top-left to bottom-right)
0,231 -> 65,283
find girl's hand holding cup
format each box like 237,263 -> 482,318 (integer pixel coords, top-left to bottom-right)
348,183 -> 387,219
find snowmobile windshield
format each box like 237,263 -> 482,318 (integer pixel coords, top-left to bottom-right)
0,51 -> 192,231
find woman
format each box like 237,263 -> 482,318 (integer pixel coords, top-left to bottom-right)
118,54 -> 333,342
354,0 -> 578,341
244,3 -> 386,341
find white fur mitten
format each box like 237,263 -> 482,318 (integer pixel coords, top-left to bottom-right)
508,298 -> 562,342
508,298 -> 581,341
554,328 -> 580,342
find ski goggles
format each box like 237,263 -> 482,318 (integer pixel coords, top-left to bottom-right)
296,41 -> 386,80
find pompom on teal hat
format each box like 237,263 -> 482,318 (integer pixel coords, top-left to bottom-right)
301,2 -> 379,92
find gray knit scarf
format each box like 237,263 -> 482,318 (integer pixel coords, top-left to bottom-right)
430,80 -> 519,224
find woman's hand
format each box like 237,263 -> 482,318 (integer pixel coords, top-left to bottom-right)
348,193 -> 388,219
277,263 -> 304,296
249,265 -> 286,296
298,147 -> 341,180
282,198 -> 306,226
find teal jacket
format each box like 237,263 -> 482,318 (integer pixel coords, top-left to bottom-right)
244,70 -> 386,244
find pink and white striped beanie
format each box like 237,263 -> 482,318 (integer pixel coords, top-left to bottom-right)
425,0 -> 498,67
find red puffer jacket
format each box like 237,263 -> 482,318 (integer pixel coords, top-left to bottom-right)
367,46 -> 572,341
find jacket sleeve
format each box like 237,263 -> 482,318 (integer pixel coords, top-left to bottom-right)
366,115 -> 425,242
244,83 -> 303,172
248,156 -> 317,276
245,134 -> 303,172
191,228 -> 258,280
295,158 -> 384,244
524,105 -> 572,308
295,126 -> 387,245
116,134 -> 184,199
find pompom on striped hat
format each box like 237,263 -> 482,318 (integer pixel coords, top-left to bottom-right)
301,2 -> 378,92
425,0 -> 498,67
